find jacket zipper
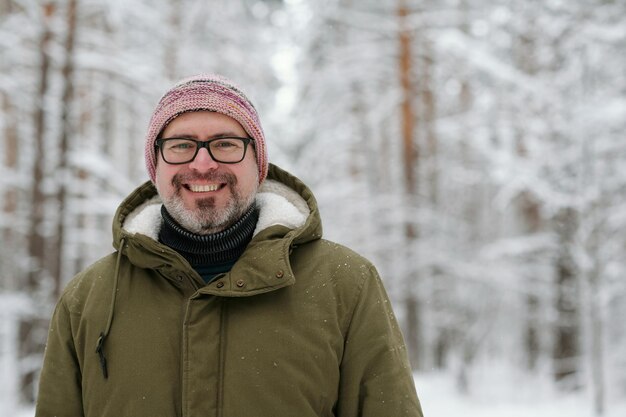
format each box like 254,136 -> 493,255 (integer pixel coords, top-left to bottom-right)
217,299 -> 229,417
180,276 -> 199,417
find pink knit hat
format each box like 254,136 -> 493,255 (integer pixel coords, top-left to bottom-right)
145,73 -> 268,184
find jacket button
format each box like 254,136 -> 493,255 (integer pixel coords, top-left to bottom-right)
176,275 -> 184,282
216,281 -> 224,288
276,270 -> 284,278
236,279 -> 245,288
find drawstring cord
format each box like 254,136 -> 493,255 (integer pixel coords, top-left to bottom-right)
95,237 -> 126,379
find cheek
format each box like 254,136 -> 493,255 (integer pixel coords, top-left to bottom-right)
240,160 -> 259,191
155,165 -> 175,195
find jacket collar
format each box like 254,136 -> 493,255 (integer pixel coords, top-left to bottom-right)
120,178 -> 310,241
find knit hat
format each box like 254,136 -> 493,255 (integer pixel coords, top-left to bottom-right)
145,73 -> 268,184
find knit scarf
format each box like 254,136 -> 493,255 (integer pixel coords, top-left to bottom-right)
158,205 -> 259,267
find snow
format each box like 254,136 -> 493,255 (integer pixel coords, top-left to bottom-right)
13,407 -> 35,417
415,372 -> 626,417
435,29 -> 546,94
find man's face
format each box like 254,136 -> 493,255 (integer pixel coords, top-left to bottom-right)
155,110 -> 259,235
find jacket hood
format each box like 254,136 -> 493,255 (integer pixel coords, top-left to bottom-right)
111,164 -> 323,271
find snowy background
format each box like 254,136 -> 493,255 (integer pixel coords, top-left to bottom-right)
1,0 -> 626,415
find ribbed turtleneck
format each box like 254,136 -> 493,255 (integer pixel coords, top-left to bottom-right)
159,205 -> 259,270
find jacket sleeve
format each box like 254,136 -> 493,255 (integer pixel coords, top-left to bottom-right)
336,266 -> 424,417
35,298 -> 84,417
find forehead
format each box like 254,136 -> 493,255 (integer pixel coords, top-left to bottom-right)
162,111 -> 246,136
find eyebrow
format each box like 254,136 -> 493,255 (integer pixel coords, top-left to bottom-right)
163,131 -> 245,139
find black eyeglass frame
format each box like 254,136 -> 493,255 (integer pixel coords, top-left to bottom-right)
155,137 -> 254,165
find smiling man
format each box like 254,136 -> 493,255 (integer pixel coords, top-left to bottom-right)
155,111 -> 259,236
35,74 -> 423,417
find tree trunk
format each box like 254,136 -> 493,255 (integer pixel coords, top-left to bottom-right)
519,190 -> 542,370
588,268 -> 605,416
52,0 -> 78,297
553,207 -> 580,387
165,0 -> 182,80
421,42 -> 437,205
28,2 -> 54,289
2,93 -> 19,289
512,1 -> 545,372
22,2 -> 56,402
398,0 -> 421,369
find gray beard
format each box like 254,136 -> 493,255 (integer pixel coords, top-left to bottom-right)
160,171 -> 258,235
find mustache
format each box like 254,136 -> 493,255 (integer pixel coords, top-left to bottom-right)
171,172 -> 238,188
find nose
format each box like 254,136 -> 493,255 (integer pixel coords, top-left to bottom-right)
189,147 -> 219,171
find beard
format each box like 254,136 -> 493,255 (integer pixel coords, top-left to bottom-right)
160,170 -> 258,235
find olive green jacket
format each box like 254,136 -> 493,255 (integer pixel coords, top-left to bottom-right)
36,164 -> 423,417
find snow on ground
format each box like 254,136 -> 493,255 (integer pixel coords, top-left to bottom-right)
14,407 -> 34,417
415,371 -> 626,417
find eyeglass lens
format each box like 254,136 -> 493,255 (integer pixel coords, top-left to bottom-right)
160,138 -> 248,164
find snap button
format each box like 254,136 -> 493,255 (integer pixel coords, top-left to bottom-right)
176,275 -> 184,282
236,279 -> 245,288
276,270 -> 284,278
216,281 -> 224,288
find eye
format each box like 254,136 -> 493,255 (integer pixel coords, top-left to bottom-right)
172,142 -> 193,149
212,139 -> 241,149
167,139 -> 196,151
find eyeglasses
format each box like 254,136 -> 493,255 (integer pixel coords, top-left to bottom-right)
155,137 -> 253,165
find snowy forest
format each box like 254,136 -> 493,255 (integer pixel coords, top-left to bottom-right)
1,0 -> 625,415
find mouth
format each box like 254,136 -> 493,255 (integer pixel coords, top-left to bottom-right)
184,183 -> 225,193
172,172 -> 236,195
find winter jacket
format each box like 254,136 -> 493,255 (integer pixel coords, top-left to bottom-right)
35,164 -> 423,417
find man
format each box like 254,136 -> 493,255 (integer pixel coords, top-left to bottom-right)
36,74 -> 423,417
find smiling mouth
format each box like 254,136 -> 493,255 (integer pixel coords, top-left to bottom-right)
185,183 -> 224,193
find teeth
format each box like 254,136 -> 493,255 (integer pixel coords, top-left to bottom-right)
188,184 -> 220,192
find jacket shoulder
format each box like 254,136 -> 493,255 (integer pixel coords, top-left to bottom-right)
296,238 -> 377,276
291,238 -> 381,302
